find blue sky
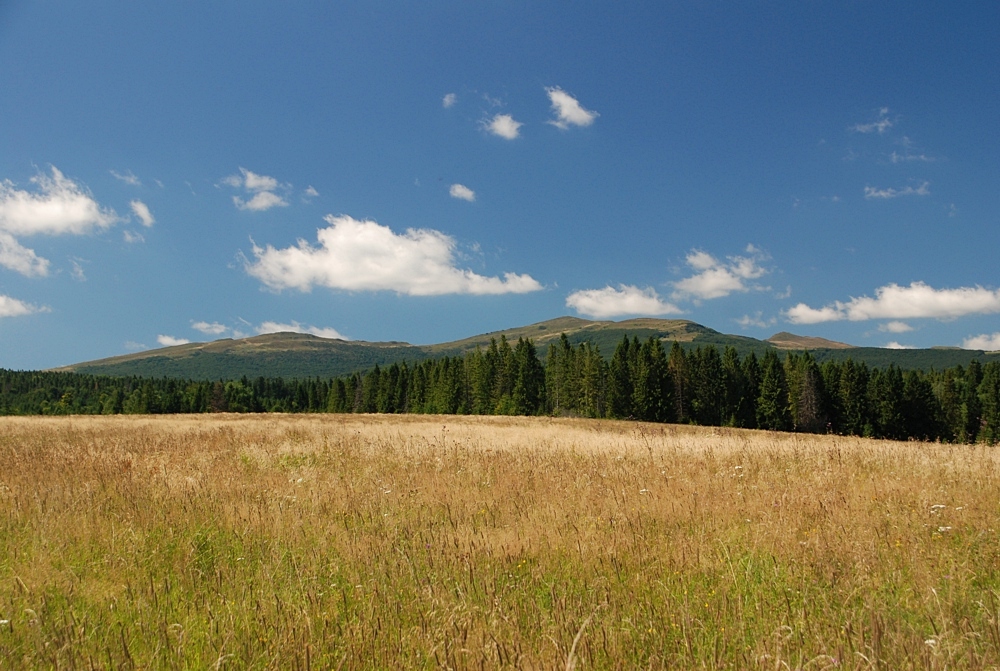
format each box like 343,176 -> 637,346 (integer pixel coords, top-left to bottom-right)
2,1 -> 999,370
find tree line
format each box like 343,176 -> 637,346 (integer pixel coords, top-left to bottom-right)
2,334 -> 999,443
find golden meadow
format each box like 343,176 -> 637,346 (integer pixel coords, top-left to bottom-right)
2,414 -> 999,669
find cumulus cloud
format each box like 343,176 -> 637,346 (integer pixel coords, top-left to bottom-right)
110,169 -> 141,186
0,293 -> 46,318
449,184 -> 476,202
256,320 -> 348,340
0,167 -> 119,238
235,191 -> 288,212
963,333 -> 1000,351
784,282 -> 1000,324
0,167 -> 119,277
192,321 -> 228,335
223,167 -> 288,211
671,246 -> 770,301
442,93 -> 457,108
566,285 -> 682,319
885,341 -> 916,350
851,107 -> 893,134
864,182 -> 930,199
156,335 -> 190,347
245,214 -> 542,296
483,113 -> 522,140
123,230 -> 145,244
130,200 -> 154,227
545,87 -> 598,129
304,186 -> 319,198
879,321 -> 913,333
0,232 -> 49,277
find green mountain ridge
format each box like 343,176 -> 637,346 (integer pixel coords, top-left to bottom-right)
52,317 -> 997,380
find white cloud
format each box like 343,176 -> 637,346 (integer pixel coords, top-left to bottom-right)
124,341 -> 147,351
234,191 -> 288,211
449,184 -> 476,202
0,167 -> 119,277
890,150 -> 934,164
110,169 -> 141,186
130,200 -> 155,227
442,93 -> 457,108
963,333 -> 1000,351
671,246 -> 769,301
566,285 -> 682,319
0,166 -> 119,237
70,258 -> 86,282
0,232 -> 49,276
851,108 -> 893,134
256,320 -> 349,340
304,186 -> 319,198
736,312 -> 777,329
223,167 -> 288,211
0,293 -> 46,318
785,282 -> 1000,324
545,87 -> 598,129
885,341 -> 916,350
192,321 -> 228,335
156,335 -> 190,347
864,182 -> 930,199
879,321 -> 913,333
245,214 -> 542,296
123,230 -> 145,244
483,113 -> 522,140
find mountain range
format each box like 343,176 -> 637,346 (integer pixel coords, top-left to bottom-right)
53,317 -> 998,380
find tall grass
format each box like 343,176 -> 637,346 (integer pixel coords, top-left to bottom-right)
2,414 -> 1000,668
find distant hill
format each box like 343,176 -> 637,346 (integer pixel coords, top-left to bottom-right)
53,317 -> 996,380
767,332 -> 855,350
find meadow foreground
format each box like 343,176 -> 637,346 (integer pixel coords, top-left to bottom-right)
1,414 -> 999,669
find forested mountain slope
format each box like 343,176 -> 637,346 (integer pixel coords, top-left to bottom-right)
52,317 -> 997,380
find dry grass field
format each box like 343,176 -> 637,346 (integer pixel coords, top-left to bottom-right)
2,414 -> 1000,669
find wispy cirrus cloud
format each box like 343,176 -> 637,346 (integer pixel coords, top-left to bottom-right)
864,181 -> 930,199
851,107 -> 893,134
545,87 -> 598,129
785,282 -> 1000,324
0,166 -> 120,277
442,93 -> 457,108
736,312 -> 776,329
110,169 -> 141,186
482,113 -> 523,140
223,167 -> 289,211
566,285 -> 681,319
0,293 -> 47,318
245,214 -> 542,296
449,184 -> 476,202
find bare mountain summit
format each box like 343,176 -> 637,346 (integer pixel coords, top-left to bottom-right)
766,332 -> 855,350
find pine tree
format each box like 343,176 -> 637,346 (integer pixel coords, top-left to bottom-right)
667,342 -> 691,424
757,350 -> 791,431
607,335 -> 634,419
